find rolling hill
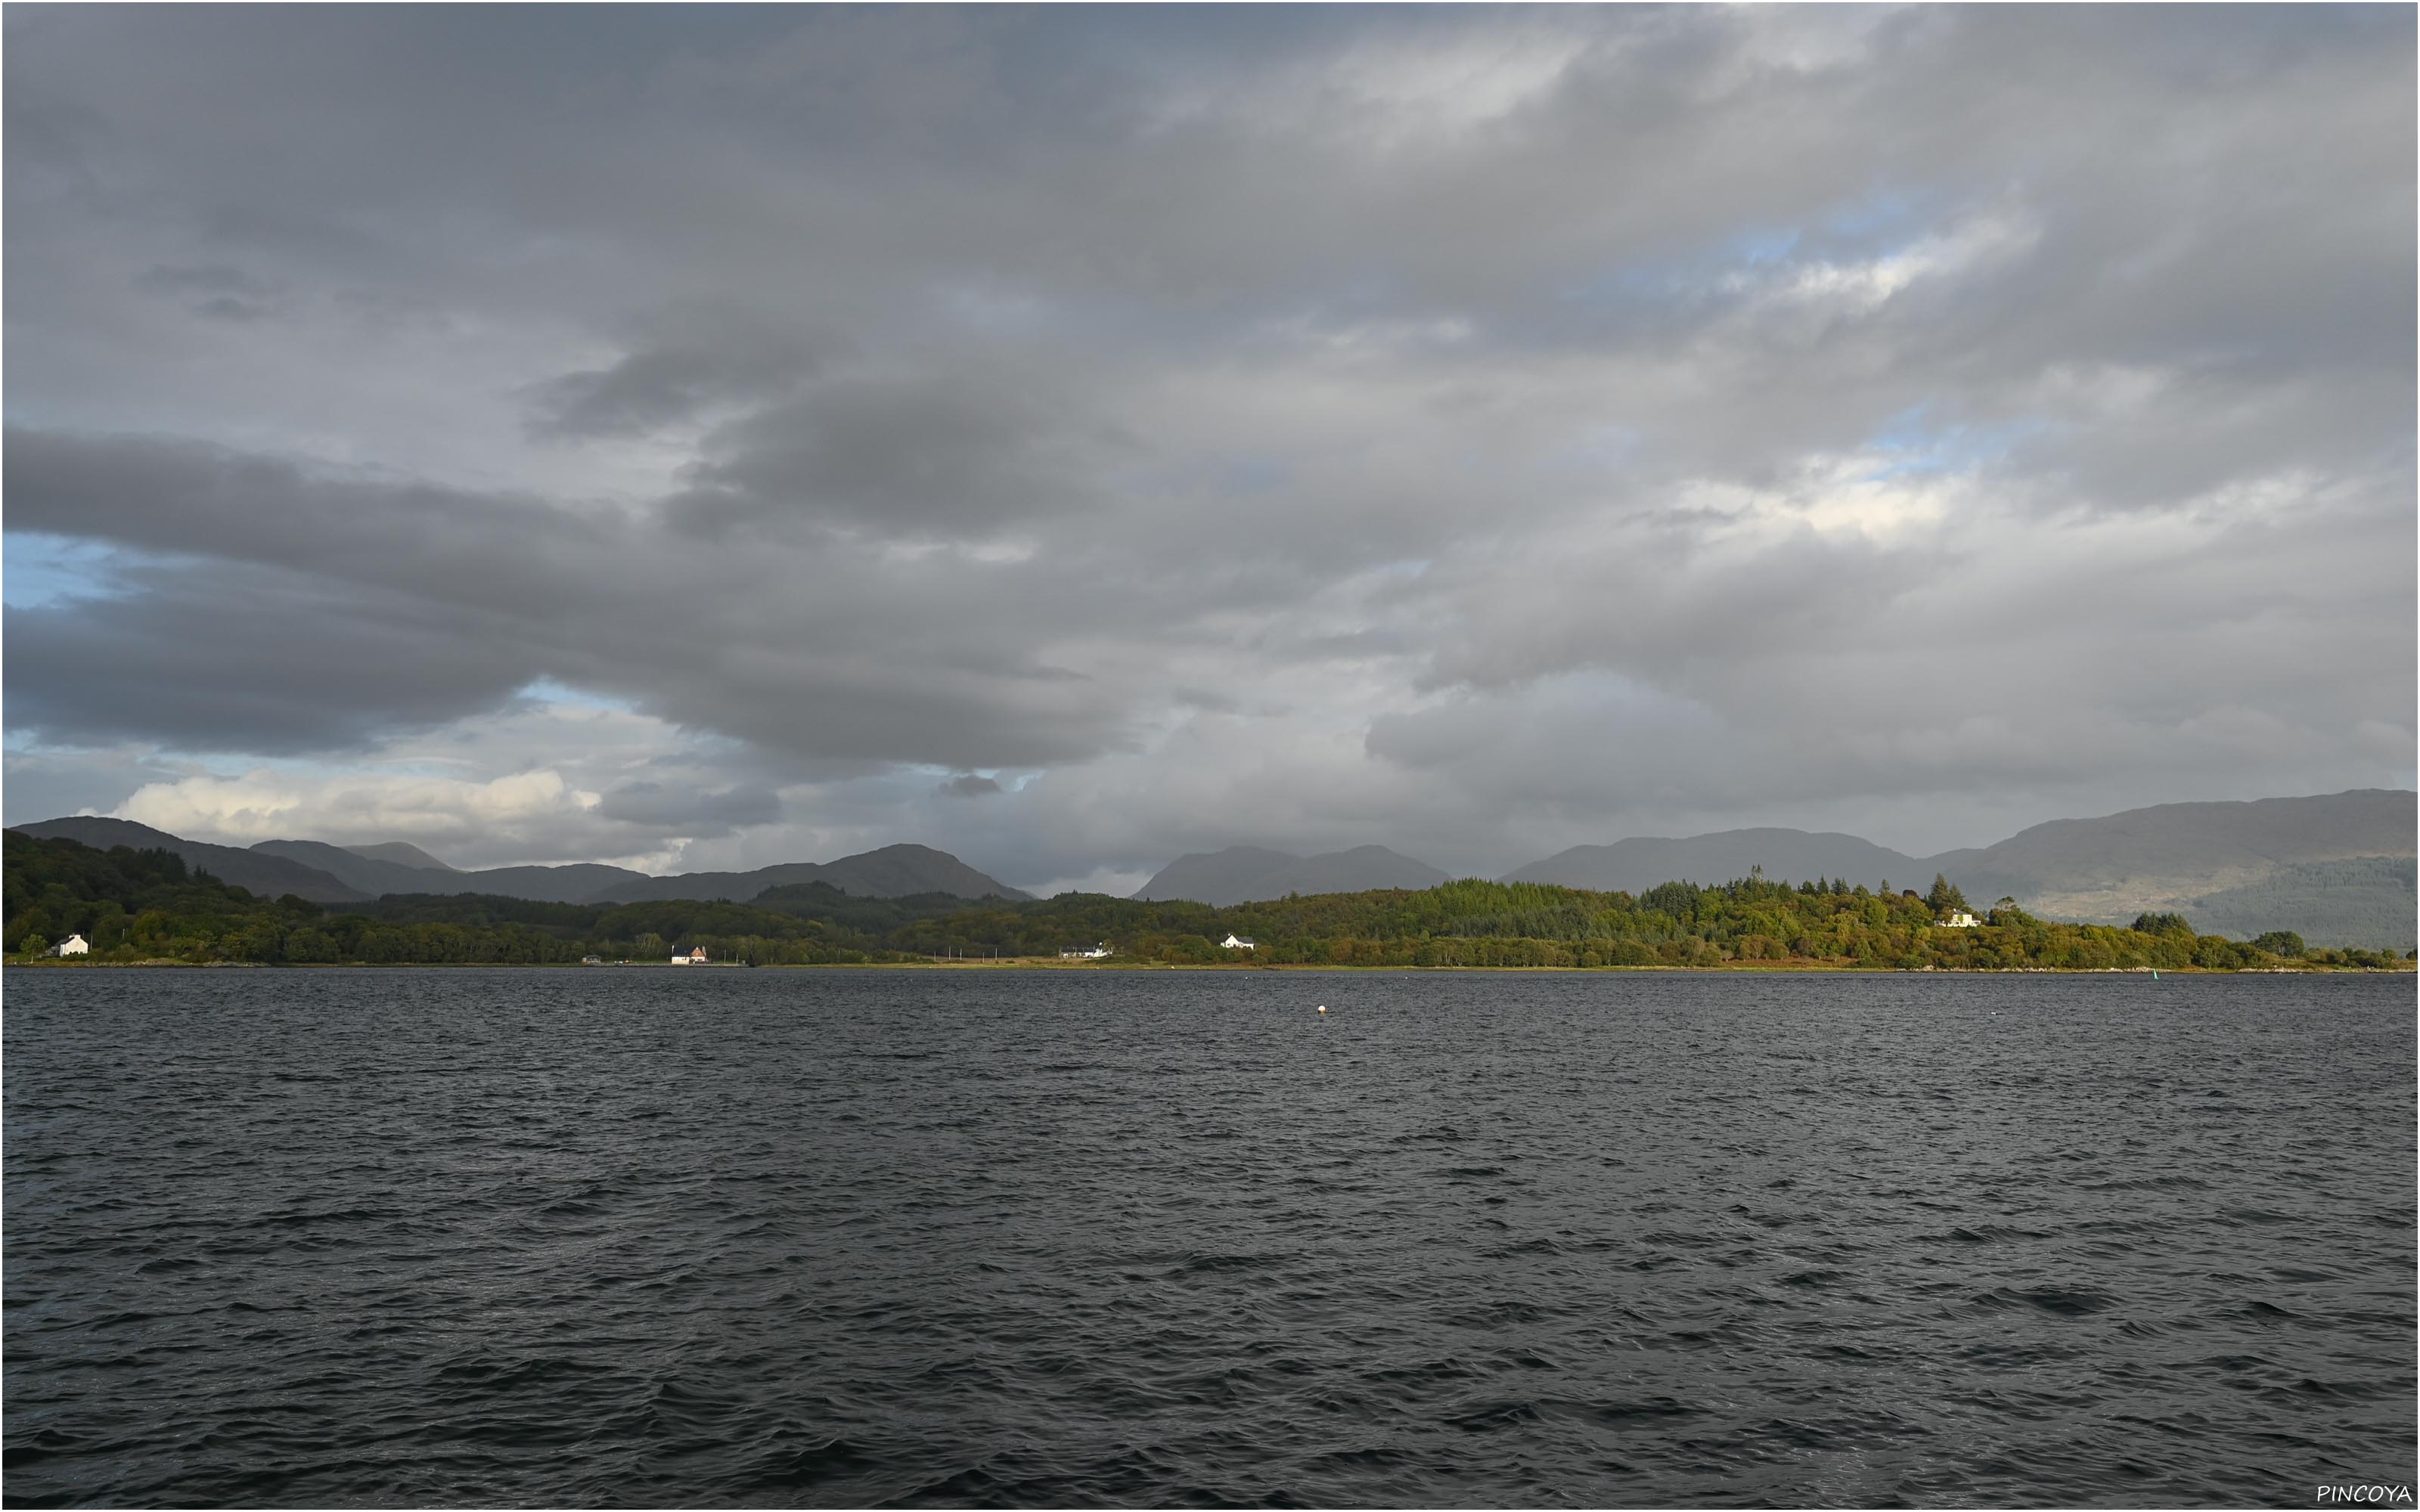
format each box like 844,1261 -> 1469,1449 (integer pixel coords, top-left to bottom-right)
1134,844 -> 1450,906
1503,829 -> 1923,894
343,841 -> 457,872
1922,789 -> 2415,925
588,844 -> 1027,904
436,863 -> 653,904
11,817 -> 368,903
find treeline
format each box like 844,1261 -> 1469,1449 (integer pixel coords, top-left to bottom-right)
890,873 -> 2409,970
6,831 -> 2409,971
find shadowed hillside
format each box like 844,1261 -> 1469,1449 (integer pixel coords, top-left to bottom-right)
1134,844 -> 1449,905
1504,829 -> 1922,894
13,817 -> 365,903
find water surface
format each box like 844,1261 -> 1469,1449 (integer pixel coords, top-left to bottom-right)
6,968 -> 2413,1506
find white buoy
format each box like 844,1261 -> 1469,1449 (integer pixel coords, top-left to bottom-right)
1317,1005 -> 1327,1014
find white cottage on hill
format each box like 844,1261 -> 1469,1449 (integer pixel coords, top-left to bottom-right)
1221,934 -> 1255,950
54,934 -> 89,956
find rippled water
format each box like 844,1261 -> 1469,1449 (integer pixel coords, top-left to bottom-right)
5,968 -> 2413,1507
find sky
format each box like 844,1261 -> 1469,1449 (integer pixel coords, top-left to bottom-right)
5,5 -> 2413,896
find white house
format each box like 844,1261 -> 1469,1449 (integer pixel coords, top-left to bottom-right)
670,945 -> 709,964
1060,942 -> 1112,959
1938,910 -> 1981,928
1221,934 -> 1255,950
54,933 -> 90,956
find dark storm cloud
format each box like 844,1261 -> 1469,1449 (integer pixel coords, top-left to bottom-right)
134,263 -> 285,322
2,425 -> 1134,770
526,307 -> 832,439
2,6 -> 2409,872
940,774 -> 1004,798
675,370 -> 1118,535
5,560 -> 538,753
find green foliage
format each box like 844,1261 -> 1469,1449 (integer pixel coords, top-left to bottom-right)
2130,911 -> 2196,937
2251,930 -> 2307,959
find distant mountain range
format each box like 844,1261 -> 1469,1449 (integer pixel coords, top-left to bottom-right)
12,788 -> 2412,944
1507,790 -> 2414,946
1918,791 -> 2414,927
6,818 -> 1029,907
1137,790 -> 2412,946
1134,844 -> 1452,906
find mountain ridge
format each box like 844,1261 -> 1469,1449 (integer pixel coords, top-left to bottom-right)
250,839 -> 467,900
13,818 -> 368,903
1496,789 -> 2414,941
1921,789 -> 2415,922
589,844 -> 1030,904
1505,828 -> 1922,894
1134,844 -> 1451,906
343,841 -> 457,872
9,823 -> 1027,906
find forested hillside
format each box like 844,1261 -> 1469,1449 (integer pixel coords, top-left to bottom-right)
3,833 -> 898,965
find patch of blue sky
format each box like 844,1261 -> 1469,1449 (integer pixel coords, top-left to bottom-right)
1723,225 -> 1802,265
1559,222 -> 1804,311
1821,187 -> 1922,243
2,532 -> 160,609
1562,188 -> 1954,314
1861,404 -> 2048,480
514,677 -> 636,714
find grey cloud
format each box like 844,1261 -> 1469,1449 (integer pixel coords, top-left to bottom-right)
594,781 -> 783,834
1,748 -> 192,826
5,560 -> 538,753
940,773 -> 1003,798
134,265 -> 286,323
675,371 -> 1122,536
191,296 -> 275,324
135,264 -> 275,296
526,309 -> 831,439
